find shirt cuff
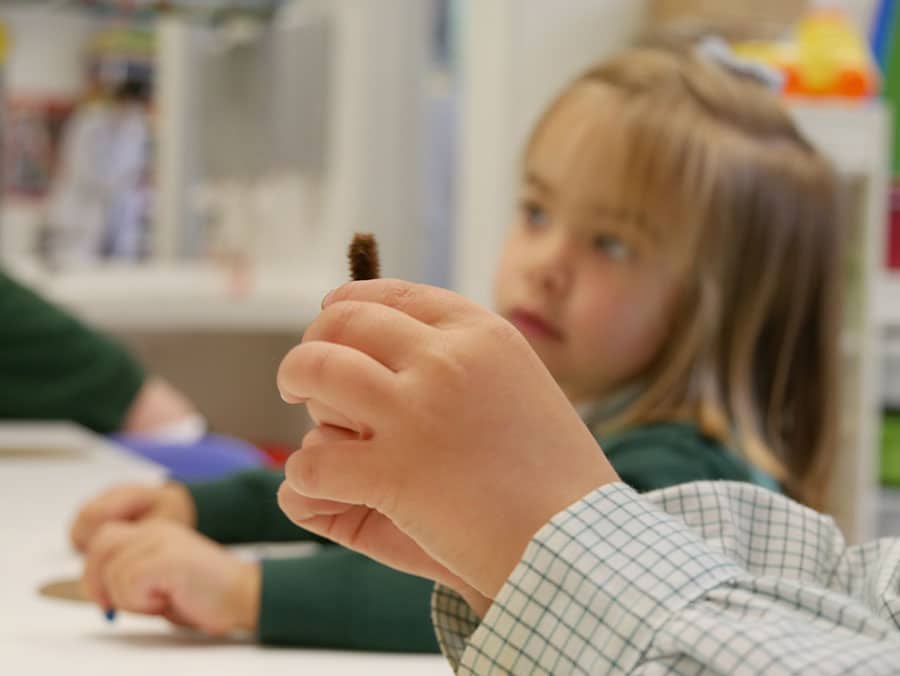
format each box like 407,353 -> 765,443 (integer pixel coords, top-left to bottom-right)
432,584 -> 481,671
187,469 -> 280,544
432,482 -> 743,674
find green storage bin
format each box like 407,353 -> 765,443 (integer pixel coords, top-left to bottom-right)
881,412 -> 900,486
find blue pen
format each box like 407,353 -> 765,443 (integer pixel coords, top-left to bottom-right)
105,608 -> 117,622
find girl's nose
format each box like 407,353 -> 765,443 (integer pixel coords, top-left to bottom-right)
525,232 -> 573,295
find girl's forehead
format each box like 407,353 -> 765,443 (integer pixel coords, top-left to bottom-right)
524,83 -> 629,204
524,82 -> 675,253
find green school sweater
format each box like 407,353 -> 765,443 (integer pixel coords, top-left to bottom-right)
0,269 -> 144,433
186,421 -> 773,652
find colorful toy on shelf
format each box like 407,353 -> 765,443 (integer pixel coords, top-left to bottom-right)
86,23 -> 155,94
0,19 -> 7,65
732,6 -> 880,99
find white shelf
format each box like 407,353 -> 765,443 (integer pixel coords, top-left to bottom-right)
11,261 -> 336,332
2,0 -> 433,333
877,273 -> 900,329
787,102 -> 890,179
789,102 -> 890,543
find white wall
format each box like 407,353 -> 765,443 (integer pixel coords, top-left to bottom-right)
2,7 -> 93,97
843,0 -> 880,34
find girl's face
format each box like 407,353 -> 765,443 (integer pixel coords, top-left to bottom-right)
494,84 -> 683,404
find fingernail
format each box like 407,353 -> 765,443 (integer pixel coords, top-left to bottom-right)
321,283 -> 352,309
280,390 -> 307,404
104,608 -> 117,622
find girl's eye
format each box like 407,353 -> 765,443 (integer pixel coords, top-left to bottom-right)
592,234 -> 631,261
520,201 -> 547,230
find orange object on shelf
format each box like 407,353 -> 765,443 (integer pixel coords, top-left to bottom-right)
733,7 -> 880,99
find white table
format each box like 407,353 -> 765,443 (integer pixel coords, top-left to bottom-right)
0,423 -> 450,675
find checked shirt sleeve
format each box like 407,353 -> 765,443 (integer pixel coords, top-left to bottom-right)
433,482 -> 900,675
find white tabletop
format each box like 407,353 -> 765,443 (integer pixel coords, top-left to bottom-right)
0,423 -> 449,675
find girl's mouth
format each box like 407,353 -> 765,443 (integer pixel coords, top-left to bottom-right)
507,309 -> 565,341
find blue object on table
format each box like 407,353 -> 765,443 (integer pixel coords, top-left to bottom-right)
872,0 -> 897,72
109,433 -> 268,482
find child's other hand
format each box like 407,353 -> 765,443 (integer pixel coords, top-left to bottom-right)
81,520 -> 259,635
122,377 -> 199,436
276,279 -> 619,600
70,483 -> 195,552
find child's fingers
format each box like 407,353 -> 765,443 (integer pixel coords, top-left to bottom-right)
162,607 -> 194,629
281,503 -> 376,547
323,279 -> 481,328
276,341 -> 397,424
277,480 -> 354,525
282,420 -> 360,515
283,437 -> 391,511
81,522 -> 137,609
70,486 -> 152,551
103,543 -> 168,615
70,511 -> 99,552
277,497 -> 470,591
302,300 -> 436,371
276,491 -> 388,553
305,400 -> 355,431
302,423 -> 358,447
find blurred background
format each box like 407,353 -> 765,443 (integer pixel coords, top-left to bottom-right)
0,0 -> 898,541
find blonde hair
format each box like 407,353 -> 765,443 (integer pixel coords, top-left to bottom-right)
527,48 -> 843,509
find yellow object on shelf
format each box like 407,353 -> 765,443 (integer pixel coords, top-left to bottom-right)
733,8 -> 879,99
0,19 -> 8,64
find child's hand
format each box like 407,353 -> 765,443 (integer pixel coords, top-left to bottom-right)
81,520 -> 259,636
70,483 -> 196,552
276,279 -> 619,600
277,424 -> 491,614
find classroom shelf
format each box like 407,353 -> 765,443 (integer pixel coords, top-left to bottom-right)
8,261 -> 329,332
789,102 -> 891,544
1,0 -> 433,331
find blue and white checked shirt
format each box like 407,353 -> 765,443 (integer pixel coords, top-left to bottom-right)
433,482 -> 900,674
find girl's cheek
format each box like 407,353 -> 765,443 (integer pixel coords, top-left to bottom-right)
593,287 -> 655,342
